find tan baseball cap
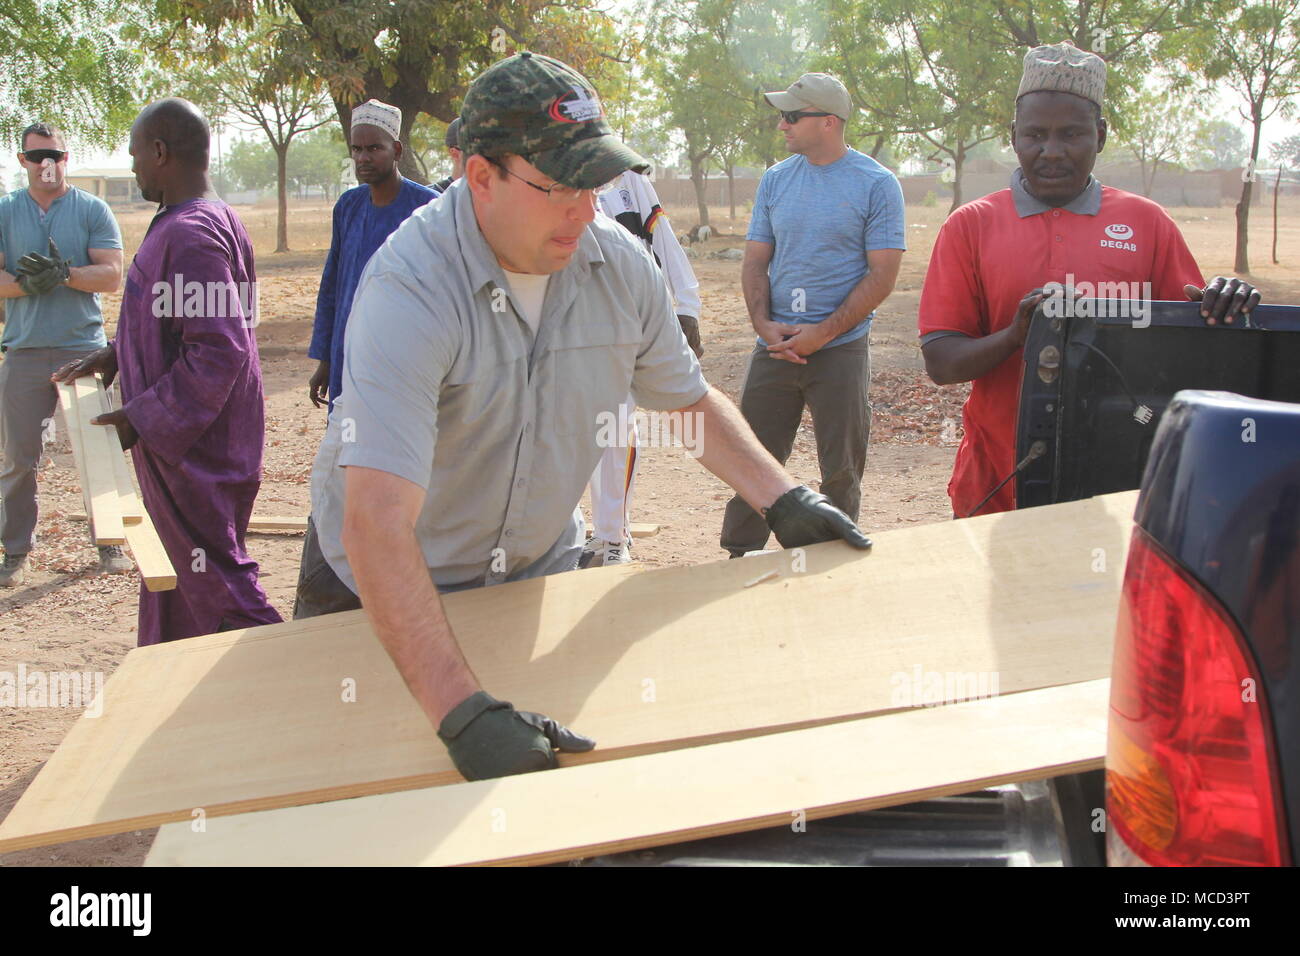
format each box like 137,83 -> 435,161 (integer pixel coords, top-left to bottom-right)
764,73 -> 852,121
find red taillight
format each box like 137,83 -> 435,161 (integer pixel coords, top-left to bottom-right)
1107,528 -> 1290,866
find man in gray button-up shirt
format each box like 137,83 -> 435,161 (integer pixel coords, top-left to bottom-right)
295,52 -> 872,782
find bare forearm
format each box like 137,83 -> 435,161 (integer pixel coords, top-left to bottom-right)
741,258 -> 772,331
344,517 -> 481,728
66,263 -> 121,294
681,386 -> 797,512
0,270 -> 24,299
923,328 -> 1021,386
821,269 -> 896,340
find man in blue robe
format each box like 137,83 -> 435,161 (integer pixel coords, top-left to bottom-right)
308,100 -> 440,411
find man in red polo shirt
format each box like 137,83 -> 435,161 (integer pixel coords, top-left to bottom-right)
919,42 -> 1261,518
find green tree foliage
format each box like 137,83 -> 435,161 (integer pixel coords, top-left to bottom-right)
648,0 -> 820,224
647,0 -> 741,225
1271,131 -> 1300,169
224,136 -> 277,191
288,124 -> 349,200
0,0 -> 141,148
1191,118 -> 1249,169
223,125 -> 349,199
826,0 -> 1021,212
1166,0 -> 1300,271
151,0 -> 631,183
174,18 -> 332,251
963,0 -> 1196,140
828,0 -> 1196,212
1117,85 -> 1193,195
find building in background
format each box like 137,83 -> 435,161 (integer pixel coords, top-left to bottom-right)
64,168 -> 145,206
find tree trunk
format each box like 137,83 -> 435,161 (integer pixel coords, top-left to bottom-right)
690,153 -> 710,227
726,159 -> 735,221
275,144 -> 289,253
946,145 -> 965,215
1273,166 -> 1281,264
1236,111 -> 1264,274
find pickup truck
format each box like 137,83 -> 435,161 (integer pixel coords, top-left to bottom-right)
576,298 -> 1300,867
1019,299 -> 1300,867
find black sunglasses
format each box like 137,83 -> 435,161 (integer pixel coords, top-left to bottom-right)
779,111 -> 832,124
23,148 -> 66,163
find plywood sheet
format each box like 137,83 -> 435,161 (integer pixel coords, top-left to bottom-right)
145,679 -> 1110,866
0,491 -> 1136,852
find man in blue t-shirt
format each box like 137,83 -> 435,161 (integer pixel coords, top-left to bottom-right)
0,122 -> 128,586
307,100 -> 440,412
721,73 -> 907,557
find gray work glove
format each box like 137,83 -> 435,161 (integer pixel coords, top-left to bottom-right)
764,484 -> 873,551
16,238 -> 71,295
437,690 -> 596,781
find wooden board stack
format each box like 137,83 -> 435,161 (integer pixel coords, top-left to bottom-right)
144,678 -> 1110,866
0,491 -> 1137,863
56,375 -> 177,591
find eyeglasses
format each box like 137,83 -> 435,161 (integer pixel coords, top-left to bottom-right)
487,155 -> 610,203
779,111 -> 832,125
23,149 -> 66,163
488,156 -> 621,202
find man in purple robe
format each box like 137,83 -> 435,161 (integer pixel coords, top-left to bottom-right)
53,98 -> 281,644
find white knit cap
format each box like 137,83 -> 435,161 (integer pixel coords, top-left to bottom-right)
351,99 -> 402,140
1017,42 -> 1106,107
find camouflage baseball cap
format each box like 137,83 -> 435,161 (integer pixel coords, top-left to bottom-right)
460,51 -> 649,189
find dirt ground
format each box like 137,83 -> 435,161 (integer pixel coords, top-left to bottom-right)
3,191 -> 1298,867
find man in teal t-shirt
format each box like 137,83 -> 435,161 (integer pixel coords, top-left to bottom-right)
0,122 -> 127,586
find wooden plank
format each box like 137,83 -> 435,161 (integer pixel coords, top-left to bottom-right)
102,391 -> 143,526
123,521 -> 178,592
629,523 -> 659,538
55,383 -> 94,530
63,381 -> 176,590
74,515 -> 312,538
145,679 -> 1110,866
0,491 -> 1137,852
70,512 -> 309,533
64,376 -> 125,545
102,387 -> 176,591
246,516 -> 308,532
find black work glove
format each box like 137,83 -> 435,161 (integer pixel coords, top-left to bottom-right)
437,690 -> 596,782
763,484 -> 873,551
16,238 -> 71,295
677,314 -> 704,358
17,270 -> 59,296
